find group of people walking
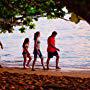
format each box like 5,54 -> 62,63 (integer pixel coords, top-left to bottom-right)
22,31 -> 60,71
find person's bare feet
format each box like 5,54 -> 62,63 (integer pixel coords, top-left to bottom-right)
0,65 -> 2,68
43,67 -> 46,70
56,66 -> 61,69
46,67 -> 49,70
25,66 -> 30,68
31,68 -> 35,71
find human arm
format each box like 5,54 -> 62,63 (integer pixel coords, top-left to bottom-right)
0,41 -> 3,49
49,43 -> 60,51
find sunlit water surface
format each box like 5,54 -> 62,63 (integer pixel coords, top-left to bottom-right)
0,18 -> 90,70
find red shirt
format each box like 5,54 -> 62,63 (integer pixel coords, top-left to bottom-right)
47,36 -> 56,52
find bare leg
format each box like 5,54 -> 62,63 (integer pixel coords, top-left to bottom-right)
26,55 -> 32,67
23,55 -> 27,69
41,58 -> 45,70
56,55 -> 60,69
46,58 -> 50,70
32,58 -> 37,71
0,65 -> 2,68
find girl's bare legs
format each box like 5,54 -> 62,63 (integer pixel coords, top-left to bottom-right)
41,57 -> 45,70
26,55 -> 32,67
32,58 -> 37,71
23,55 -> 27,68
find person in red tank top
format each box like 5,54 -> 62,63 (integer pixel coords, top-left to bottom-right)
47,31 -> 60,69
47,35 -> 56,52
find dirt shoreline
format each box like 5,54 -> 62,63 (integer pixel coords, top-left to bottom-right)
0,67 -> 90,78
0,68 -> 90,90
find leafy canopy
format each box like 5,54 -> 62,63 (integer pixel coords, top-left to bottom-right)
0,0 -> 90,33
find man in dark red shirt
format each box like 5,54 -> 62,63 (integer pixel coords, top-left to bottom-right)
47,31 -> 60,69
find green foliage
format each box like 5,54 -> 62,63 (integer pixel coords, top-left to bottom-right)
26,6 -> 37,16
29,23 -> 35,29
19,26 -> 26,33
0,0 -> 90,33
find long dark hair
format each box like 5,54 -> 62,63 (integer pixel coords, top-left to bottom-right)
23,38 -> 29,48
34,31 -> 40,41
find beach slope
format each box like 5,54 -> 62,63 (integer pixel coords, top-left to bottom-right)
0,68 -> 90,90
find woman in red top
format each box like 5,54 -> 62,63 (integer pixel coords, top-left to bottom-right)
22,38 -> 32,69
47,31 -> 60,70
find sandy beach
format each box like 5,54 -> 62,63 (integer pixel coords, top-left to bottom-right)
0,67 -> 90,78
0,67 -> 90,90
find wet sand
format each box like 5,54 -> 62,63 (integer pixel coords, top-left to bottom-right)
0,67 -> 90,78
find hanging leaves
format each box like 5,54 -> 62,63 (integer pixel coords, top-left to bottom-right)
0,0 -> 90,33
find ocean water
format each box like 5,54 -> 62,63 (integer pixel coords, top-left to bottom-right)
0,18 -> 90,69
